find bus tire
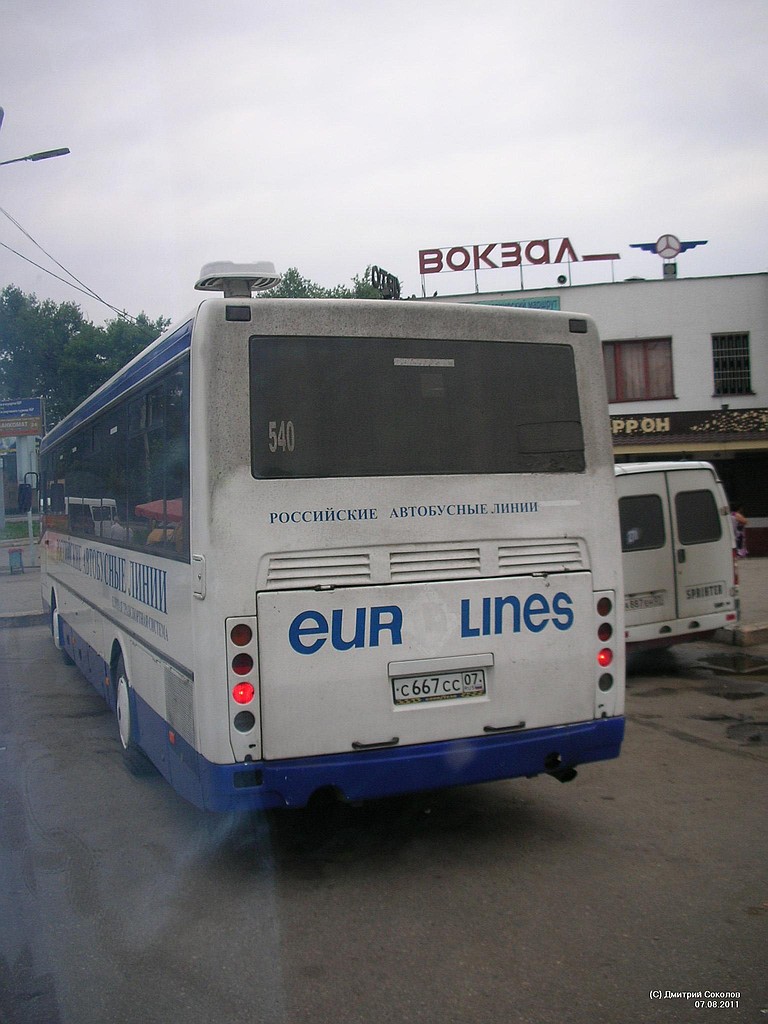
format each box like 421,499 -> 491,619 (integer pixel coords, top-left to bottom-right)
51,595 -> 74,665
114,654 -> 150,773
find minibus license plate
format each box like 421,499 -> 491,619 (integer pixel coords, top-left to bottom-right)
625,590 -> 666,611
392,669 -> 486,705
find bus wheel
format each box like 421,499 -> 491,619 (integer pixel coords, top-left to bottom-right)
114,655 -> 149,772
51,594 -> 74,664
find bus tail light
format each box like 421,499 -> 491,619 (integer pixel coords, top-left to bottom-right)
230,623 -> 252,647
594,592 -> 619,705
233,711 -> 256,733
596,596 -> 612,617
233,682 -> 255,704
231,653 -> 253,675
226,616 -> 259,737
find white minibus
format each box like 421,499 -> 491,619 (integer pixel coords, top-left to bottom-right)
616,461 -> 738,650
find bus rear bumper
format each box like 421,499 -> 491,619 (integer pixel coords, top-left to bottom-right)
186,716 -> 625,812
46,619 -> 625,813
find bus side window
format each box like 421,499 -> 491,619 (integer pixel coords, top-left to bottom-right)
49,482 -> 65,513
126,365 -> 190,560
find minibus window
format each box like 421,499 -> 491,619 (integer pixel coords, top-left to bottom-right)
618,494 -> 665,551
675,489 -> 722,545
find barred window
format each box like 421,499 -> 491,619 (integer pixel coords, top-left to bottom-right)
712,333 -> 752,395
602,338 -> 674,403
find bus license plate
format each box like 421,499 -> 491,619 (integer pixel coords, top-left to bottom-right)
392,669 -> 486,705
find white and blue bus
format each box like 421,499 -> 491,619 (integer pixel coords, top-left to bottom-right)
40,262 -> 625,812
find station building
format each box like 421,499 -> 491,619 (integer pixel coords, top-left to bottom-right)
428,270 -> 768,555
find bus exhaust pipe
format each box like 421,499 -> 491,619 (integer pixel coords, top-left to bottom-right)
549,767 -> 578,783
545,753 -> 578,783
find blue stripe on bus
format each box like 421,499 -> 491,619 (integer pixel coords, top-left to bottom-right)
55,611 -> 624,811
40,318 -> 193,452
141,699 -> 625,812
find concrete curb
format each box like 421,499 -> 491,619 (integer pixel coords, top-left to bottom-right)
714,622 -> 768,647
0,612 -> 48,629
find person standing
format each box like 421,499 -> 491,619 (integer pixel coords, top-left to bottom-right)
732,505 -> 748,558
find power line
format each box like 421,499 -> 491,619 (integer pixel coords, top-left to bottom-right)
0,204 -> 135,322
0,239 -> 128,313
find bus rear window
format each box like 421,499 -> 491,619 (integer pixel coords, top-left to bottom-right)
250,336 -> 584,478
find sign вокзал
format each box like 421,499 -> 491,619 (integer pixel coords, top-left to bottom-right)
418,237 -> 620,275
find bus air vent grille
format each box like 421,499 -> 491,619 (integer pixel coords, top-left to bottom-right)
390,546 -> 482,581
497,539 -> 585,574
165,667 -> 196,746
267,552 -> 372,588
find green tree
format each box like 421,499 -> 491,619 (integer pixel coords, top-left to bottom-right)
0,286 -> 169,427
259,267 -> 333,298
259,266 -> 383,299
331,266 -> 383,299
0,263 -> 387,427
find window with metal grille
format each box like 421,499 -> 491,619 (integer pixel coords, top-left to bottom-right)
712,333 -> 752,395
602,338 -> 674,402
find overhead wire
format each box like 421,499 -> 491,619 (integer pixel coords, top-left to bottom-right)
0,239 -> 131,315
0,204 -> 136,322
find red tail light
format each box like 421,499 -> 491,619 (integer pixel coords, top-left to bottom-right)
232,682 -> 255,705
598,648 -> 613,668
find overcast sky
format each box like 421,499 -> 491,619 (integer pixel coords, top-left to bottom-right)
1,0 -> 766,326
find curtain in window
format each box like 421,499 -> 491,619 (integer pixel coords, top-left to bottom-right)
620,342 -> 648,400
603,338 -> 672,401
645,340 -> 673,398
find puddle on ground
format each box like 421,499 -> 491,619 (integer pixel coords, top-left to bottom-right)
631,686 -> 679,698
725,721 -> 768,744
692,713 -> 746,722
702,680 -> 768,701
696,652 -> 768,677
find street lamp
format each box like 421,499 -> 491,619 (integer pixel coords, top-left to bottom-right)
0,147 -> 70,168
0,108 -> 69,167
